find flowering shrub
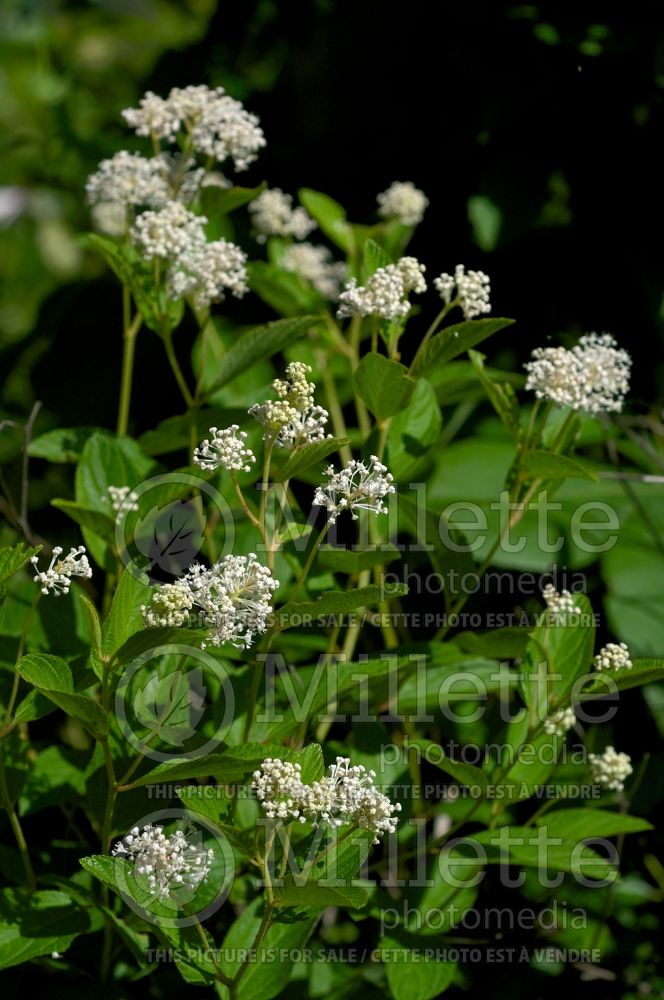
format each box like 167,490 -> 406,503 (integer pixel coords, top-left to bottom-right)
0,82 -> 662,998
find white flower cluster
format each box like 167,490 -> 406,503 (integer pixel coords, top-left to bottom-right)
252,756 -> 401,844
588,746 -> 633,792
31,546 -> 92,596
249,188 -> 316,241
281,243 -> 346,299
122,85 -> 265,172
337,257 -> 426,320
543,707 -> 576,737
524,333 -> 632,415
106,485 -> 140,513
112,824 -> 214,899
130,202 -> 248,308
314,455 -> 395,524
142,553 -> 278,649
434,264 -> 491,319
249,362 -> 328,447
594,642 -> 632,672
141,581 -> 195,628
193,424 -> 256,473
86,151 -> 170,210
542,583 -> 581,619
377,181 -> 429,226
275,405 -> 331,448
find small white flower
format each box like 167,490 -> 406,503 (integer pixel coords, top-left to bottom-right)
112,823 -> 214,899
253,755 -> 401,844
542,583 -> 581,620
141,581 -> 195,628
249,188 -> 316,241
123,85 -> 265,172
193,424 -> 256,473
281,242 -> 346,299
131,202 -> 206,262
377,181 -> 428,226
434,264 -> 491,319
249,362 -> 317,437
31,546 -> 92,596
543,707 -> 576,737
337,258 -> 426,321
169,237 -> 248,307
524,333 -> 631,415
275,405 -> 331,448
86,151 -> 170,209
314,455 -> 395,523
594,642 -> 632,672
105,485 -> 140,513
142,555 -> 278,649
251,759 -> 309,821
588,746 -> 633,792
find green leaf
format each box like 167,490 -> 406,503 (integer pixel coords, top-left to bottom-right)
126,742 -> 323,789
0,543 -> 41,587
19,746 -> 88,816
200,182 -> 266,216
16,653 -> 109,739
276,582 -> 409,630
410,317 -> 515,375
77,591 -> 103,661
540,808 -> 653,840
472,826 -> 618,878
16,652 -> 74,691
203,316 -> 320,397
386,378 -> 442,481
362,237 -> 391,278
0,888 -> 90,970
382,935 -> 456,999
354,353 -> 416,419
409,738 -> 488,794
298,188 -> 352,252
28,426 -> 101,463
524,592 -> 595,710
110,625 -> 207,670
318,543 -> 401,574
101,570 -> 153,661
273,437 -> 350,482
581,658 -> 664,697
520,449 -> 598,482
248,260 -> 322,316
273,879 -> 369,909
51,499 -> 116,545
468,349 -> 520,435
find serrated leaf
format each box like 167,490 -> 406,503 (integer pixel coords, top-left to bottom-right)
540,808 -> 652,840
276,582 -> 409,630
581,658 -> 664,697
411,317 -> 515,375
248,260 -> 323,317
362,237 -> 391,279
51,499 -> 116,545
318,543 -> 400,574
203,316 -> 320,397
200,182 -> 266,216
0,543 -> 42,586
273,879 -> 370,909
354,353 -> 416,419
298,188 -> 351,252
409,738 -> 488,793
0,889 -> 91,970
520,449 -> 598,482
16,653 -> 108,738
273,437 -> 350,482
386,378 -> 442,481
28,426 -> 101,463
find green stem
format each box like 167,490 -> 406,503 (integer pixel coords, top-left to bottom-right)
0,745 -> 36,889
116,299 -> 143,436
162,326 -> 194,408
408,300 -> 455,375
